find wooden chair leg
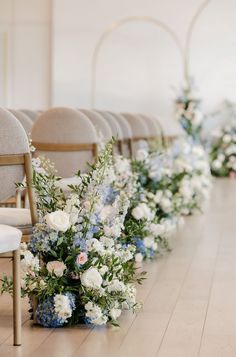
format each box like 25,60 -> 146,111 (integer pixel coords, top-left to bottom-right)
13,249 -> 21,346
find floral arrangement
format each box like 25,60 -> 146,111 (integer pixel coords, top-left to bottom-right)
209,121 -> 236,177
121,139 -> 211,262
175,83 -> 203,141
2,142 -> 145,327
1,135 -> 212,328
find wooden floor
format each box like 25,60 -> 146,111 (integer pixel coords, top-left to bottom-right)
1,178 -> 236,356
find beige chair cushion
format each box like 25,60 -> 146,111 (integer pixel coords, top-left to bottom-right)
31,107 -> 98,177
79,109 -> 112,142
0,224 -> 22,253
138,114 -> 161,137
122,113 -> 149,154
0,208 -> 31,226
96,111 -> 123,140
8,109 -> 33,135
121,113 -> 149,138
108,112 -> 132,139
20,109 -> 39,123
0,108 -> 30,201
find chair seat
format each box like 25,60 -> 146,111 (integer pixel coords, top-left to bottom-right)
0,208 -> 32,234
0,225 -> 22,253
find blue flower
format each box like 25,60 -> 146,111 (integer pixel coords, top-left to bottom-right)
36,297 -> 65,327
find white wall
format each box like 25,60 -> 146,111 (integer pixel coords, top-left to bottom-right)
0,0 -> 51,109
52,0 -> 236,134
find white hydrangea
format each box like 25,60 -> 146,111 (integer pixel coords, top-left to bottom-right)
54,294 -> 72,322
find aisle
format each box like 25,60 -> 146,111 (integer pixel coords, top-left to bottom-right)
0,179 -> 236,357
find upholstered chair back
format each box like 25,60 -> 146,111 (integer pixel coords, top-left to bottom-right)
79,109 -> 112,143
121,112 -> 149,156
20,109 -> 39,123
31,107 -> 98,177
0,108 -> 30,201
140,114 -> 165,149
8,109 -> 33,136
108,112 -> 133,157
96,111 -> 123,154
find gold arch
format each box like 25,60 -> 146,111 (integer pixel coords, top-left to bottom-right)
90,16 -> 184,108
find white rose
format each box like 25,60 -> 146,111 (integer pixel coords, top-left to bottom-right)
45,210 -> 71,232
47,260 -> 67,277
135,253 -> 143,263
109,308 -> 122,320
81,267 -> 103,289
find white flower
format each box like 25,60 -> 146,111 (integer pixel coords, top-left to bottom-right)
47,261 -> 67,277
136,149 -> 149,161
45,210 -> 71,232
85,302 -> 108,325
223,134 -> 232,143
54,294 -> 72,322
103,224 -> 121,238
109,308 -> 122,320
132,203 -> 154,221
107,279 -> 126,293
100,236 -> 114,249
99,265 -> 109,276
100,205 -> 113,222
21,250 -> 40,274
135,253 -> 143,263
160,197 -> 172,213
81,267 -> 103,289
131,206 -> 144,220
149,223 -> 165,236
212,160 -> 222,170
154,190 -> 163,204
86,238 -> 104,254
143,236 -> 154,248
179,184 -> 193,200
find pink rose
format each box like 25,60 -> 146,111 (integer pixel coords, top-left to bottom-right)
76,252 -> 88,266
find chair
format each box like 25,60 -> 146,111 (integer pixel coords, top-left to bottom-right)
8,109 -> 33,136
121,112 -> 149,156
137,114 -> 164,149
96,111 -> 123,154
0,225 -> 22,346
0,108 -> 37,234
108,112 -> 133,157
20,109 -> 40,123
31,107 -> 98,178
79,109 -> 112,144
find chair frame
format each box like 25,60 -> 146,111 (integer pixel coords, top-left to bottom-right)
121,138 -> 133,158
32,142 -> 98,164
0,152 -> 37,226
0,152 -> 37,345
